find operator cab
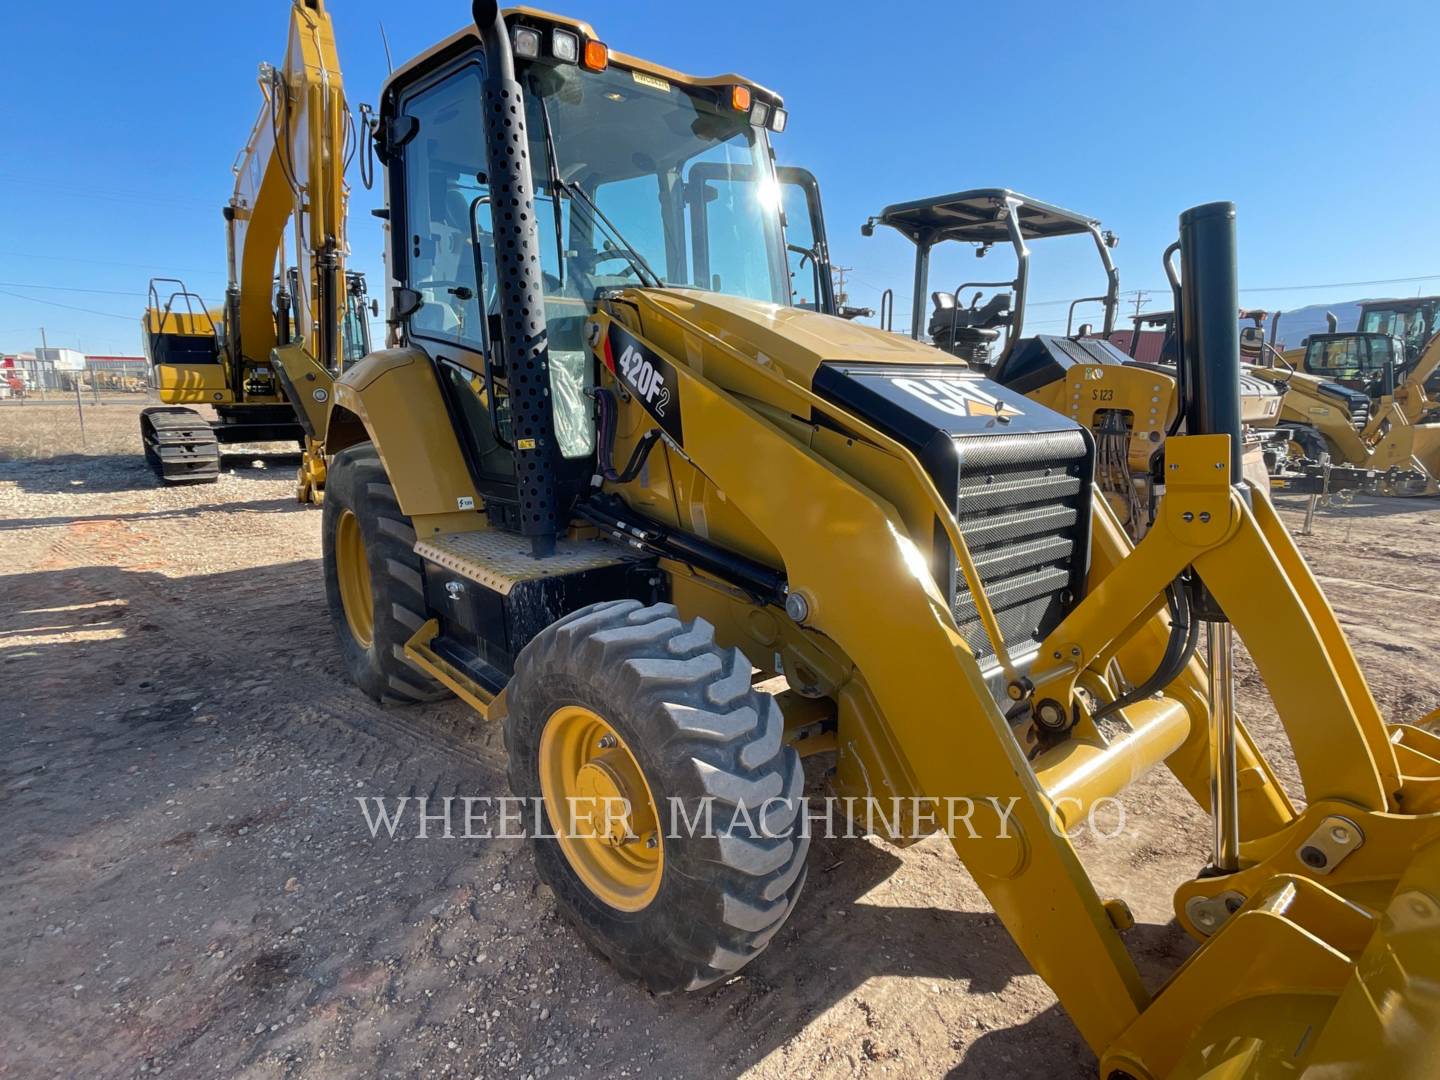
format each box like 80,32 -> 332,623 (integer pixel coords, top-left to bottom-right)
861,188 -> 1121,373
1300,331 -> 1403,398
372,12 -> 826,528
1358,296 -> 1440,370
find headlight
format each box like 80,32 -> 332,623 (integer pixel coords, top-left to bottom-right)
551,28 -> 579,63
769,107 -> 788,133
748,100 -> 770,128
512,26 -> 542,59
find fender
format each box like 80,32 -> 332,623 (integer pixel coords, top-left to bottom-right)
329,348 -> 480,520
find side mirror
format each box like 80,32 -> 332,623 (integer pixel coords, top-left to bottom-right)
1239,326 -> 1264,357
391,286 -> 424,322
370,299 -> 381,318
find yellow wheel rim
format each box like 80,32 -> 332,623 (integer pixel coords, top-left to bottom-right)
538,705 -> 663,911
335,508 -> 374,649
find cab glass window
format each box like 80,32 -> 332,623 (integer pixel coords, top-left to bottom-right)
399,65 -> 495,351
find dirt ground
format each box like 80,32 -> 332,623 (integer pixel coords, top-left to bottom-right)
2,400 -> 1437,1080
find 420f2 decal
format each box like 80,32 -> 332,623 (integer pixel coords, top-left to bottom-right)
603,322 -> 684,444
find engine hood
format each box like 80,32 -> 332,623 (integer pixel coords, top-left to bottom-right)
636,288 -> 959,386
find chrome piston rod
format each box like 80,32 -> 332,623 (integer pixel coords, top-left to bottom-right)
1208,622 -> 1240,873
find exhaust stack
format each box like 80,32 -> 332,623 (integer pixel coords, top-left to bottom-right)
471,0 -> 562,557
1178,201 -> 1243,481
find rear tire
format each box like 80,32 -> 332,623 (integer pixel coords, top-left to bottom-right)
1284,425 -> 1333,464
322,442 -> 450,705
506,600 -> 810,993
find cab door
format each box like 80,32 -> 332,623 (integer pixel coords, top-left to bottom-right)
777,166 -> 836,316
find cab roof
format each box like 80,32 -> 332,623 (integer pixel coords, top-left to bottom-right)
381,6 -> 780,107
871,188 -> 1100,246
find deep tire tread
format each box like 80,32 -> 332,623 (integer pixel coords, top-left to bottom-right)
322,443 -> 450,707
506,600 -> 809,994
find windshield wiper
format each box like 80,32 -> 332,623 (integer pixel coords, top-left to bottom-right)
560,178 -> 663,289
532,88 -> 567,289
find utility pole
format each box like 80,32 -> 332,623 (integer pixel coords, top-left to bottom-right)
39,325 -> 49,401
831,265 -> 853,311
1130,290 -> 1151,319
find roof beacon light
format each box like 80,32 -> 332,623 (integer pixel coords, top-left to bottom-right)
582,39 -> 609,71
551,28 -> 579,63
730,85 -> 752,113
512,25 -> 542,59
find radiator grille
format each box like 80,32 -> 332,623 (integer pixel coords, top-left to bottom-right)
946,429 -> 1090,669
1350,398 -> 1370,433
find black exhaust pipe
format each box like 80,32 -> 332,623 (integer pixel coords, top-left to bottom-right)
1178,201 -> 1243,483
472,0 -> 562,557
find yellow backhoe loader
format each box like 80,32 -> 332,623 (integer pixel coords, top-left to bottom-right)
1248,329 -> 1440,496
858,191 -> 1281,538
139,0 -> 373,487
304,5 -> 1440,1076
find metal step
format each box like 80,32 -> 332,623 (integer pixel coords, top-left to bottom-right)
414,529 -> 632,595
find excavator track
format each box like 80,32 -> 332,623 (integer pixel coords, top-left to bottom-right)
140,406 -> 220,484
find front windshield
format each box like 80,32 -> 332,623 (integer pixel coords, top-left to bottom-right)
395,55 -> 789,475
524,61 -> 789,306
1360,302 -> 1439,361
1305,335 -> 1396,380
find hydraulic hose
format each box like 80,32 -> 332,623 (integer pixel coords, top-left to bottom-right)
1092,579 -> 1200,722
593,387 -> 661,485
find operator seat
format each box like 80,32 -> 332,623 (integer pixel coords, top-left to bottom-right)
928,291 -> 1010,365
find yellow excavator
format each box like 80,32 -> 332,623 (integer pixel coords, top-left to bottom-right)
295,4 -> 1440,1075
139,0 -> 372,487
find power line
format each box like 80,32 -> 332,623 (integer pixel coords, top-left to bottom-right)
0,288 -> 137,322
0,249 -> 224,276
0,173 -> 215,212
1238,273 -> 1440,294
0,281 -> 148,297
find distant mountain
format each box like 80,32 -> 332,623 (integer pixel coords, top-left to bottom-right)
1268,300 -> 1364,349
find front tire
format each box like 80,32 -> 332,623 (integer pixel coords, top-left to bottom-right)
506,600 -> 809,993
322,442 -> 450,705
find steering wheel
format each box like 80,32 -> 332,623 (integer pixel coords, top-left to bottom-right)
569,249 -> 641,281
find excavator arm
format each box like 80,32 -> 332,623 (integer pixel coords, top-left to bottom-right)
227,0 -> 352,377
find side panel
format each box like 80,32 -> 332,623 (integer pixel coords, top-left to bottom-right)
329,348 -> 480,519
155,364 -> 233,405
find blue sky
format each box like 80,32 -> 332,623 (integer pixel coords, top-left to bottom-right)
3,1 -> 1437,355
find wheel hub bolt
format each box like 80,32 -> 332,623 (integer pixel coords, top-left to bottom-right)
597,734 -> 617,749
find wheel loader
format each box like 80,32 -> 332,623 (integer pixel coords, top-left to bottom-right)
139,0 -> 373,487
307,4 -> 1440,1075
858,190 -> 1282,538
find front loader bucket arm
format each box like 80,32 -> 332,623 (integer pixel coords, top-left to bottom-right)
587,287 -> 1440,1077
589,300 -> 1153,1049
